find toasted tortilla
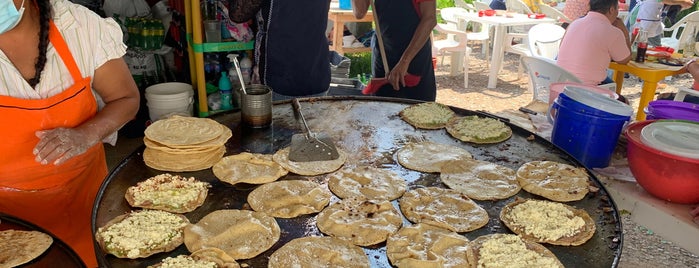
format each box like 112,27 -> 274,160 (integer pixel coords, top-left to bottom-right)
0,230 -> 53,267
272,147 -> 347,176
247,180 -> 332,218
213,152 -> 288,185
95,210 -> 189,259
268,236 -> 369,268
445,115 -> 512,144
184,209 -> 280,260
125,173 -> 210,213
316,198 -> 402,246
395,141 -> 473,173
328,166 -> 406,201
386,223 -> 471,268
516,161 -> 590,202
399,102 -> 456,129
500,198 -> 596,246
440,159 -> 520,201
399,187 -> 489,233
144,116 -> 227,146
466,233 -> 564,268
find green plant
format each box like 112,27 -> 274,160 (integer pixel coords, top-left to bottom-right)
346,52 -> 372,79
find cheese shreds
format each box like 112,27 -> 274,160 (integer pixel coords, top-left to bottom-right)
126,174 -> 210,213
476,234 -> 562,268
507,200 -> 585,241
150,255 -> 217,268
445,116 -> 512,144
399,102 -> 456,129
97,210 -> 189,259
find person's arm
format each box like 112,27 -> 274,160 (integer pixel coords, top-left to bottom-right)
228,0 -> 266,23
612,17 -> 632,64
387,0 -> 437,89
352,0 -> 371,19
34,58 -> 140,165
662,0 -> 694,10
685,58 -> 699,81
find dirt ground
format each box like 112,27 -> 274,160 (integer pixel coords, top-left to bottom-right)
432,45 -> 699,267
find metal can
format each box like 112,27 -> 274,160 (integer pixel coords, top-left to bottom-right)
241,84 -> 272,128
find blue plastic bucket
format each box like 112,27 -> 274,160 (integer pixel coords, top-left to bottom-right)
557,92 -> 629,119
550,97 -> 630,168
339,0 -> 352,10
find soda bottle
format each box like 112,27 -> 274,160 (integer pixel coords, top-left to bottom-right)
635,30 -> 648,63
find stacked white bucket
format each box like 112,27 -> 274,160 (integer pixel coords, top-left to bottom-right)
145,82 -> 194,121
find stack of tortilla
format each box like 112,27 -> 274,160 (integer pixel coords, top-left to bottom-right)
143,116 -> 232,172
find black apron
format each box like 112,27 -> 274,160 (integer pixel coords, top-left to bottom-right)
256,0 -> 331,96
372,0 -> 436,101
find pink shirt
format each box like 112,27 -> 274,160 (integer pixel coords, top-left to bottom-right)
557,12 -> 630,85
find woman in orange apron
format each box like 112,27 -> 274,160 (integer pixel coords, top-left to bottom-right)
0,0 -> 139,267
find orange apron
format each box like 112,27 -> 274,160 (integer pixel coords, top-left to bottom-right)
0,21 -> 105,267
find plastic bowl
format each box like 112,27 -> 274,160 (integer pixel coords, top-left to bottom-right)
646,100 -> 699,122
625,120 -> 699,204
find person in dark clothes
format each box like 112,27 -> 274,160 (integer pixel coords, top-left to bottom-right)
351,0 -> 438,101
490,0 -> 507,10
228,0 -> 331,101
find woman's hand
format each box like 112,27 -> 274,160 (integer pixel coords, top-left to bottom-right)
34,128 -> 99,165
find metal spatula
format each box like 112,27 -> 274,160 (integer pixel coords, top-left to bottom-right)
288,99 -> 340,162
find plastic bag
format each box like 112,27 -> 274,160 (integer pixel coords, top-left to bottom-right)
103,0 -> 150,18
216,1 -> 254,42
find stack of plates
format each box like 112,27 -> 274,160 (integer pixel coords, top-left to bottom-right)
143,115 -> 232,171
640,120 -> 699,159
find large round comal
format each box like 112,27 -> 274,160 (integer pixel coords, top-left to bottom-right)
625,120 -> 699,204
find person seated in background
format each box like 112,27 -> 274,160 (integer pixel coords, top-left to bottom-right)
490,0 -> 507,10
557,0 -> 631,86
626,0 -> 693,47
523,0 -> 558,13
227,0 -> 331,101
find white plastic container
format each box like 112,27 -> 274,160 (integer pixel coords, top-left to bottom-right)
145,82 -> 194,121
239,52 -> 252,84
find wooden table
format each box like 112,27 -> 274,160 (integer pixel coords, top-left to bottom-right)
609,61 -> 686,120
328,8 -> 373,55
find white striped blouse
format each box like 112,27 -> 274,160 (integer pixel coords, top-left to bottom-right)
0,0 -> 126,100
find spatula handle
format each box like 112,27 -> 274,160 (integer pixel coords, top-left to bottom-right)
291,98 -> 314,139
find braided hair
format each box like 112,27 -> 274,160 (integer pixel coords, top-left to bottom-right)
28,0 -> 51,88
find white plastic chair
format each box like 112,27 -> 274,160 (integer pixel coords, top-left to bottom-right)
661,10 -> 699,51
538,3 -> 572,25
674,87 -> 699,101
505,22 -> 558,79
527,23 -> 565,60
439,7 -> 472,76
454,0 -> 477,12
506,0 -> 534,14
521,56 -> 582,102
433,23 -> 473,88
473,1 -> 491,11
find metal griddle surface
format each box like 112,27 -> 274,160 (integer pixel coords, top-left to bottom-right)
93,96 -> 622,267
